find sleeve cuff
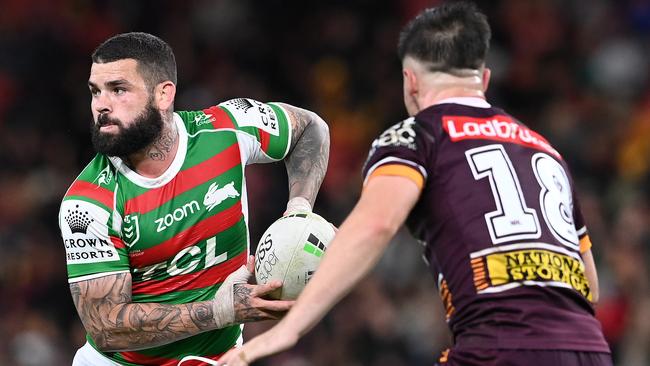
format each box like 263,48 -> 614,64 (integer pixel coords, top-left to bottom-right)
579,235 -> 592,254
365,164 -> 425,190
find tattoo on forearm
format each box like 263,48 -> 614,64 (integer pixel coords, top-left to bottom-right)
70,273 -> 216,352
280,104 -> 330,206
188,302 -> 214,329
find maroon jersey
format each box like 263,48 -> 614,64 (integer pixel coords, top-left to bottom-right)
363,98 -> 609,352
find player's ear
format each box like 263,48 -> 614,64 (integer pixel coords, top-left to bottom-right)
481,67 -> 491,92
403,67 -> 418,97
155,81 -> 176,111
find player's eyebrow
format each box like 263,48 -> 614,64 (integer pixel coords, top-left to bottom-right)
87,79 -> 133,89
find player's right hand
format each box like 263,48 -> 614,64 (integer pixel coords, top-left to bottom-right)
211,256 -> 294,328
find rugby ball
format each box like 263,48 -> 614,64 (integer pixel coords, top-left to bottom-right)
254,212 -> 335,300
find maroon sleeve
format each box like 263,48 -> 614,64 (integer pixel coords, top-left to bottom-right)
362,117 -> 434,185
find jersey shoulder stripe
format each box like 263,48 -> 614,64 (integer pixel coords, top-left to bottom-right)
218,98 -> 291,160
66,180 -> 114,209
63,154 -> 117,211
178,99 -> 291,163
204,105 -> 236,130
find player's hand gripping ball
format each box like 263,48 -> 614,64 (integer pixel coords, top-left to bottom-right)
254,212 -> 335,300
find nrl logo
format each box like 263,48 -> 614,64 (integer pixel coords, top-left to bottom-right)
122,214 -> 141,247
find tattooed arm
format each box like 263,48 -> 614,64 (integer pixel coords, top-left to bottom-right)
70,259 -> 292,352
70,272 -> 212,352
276,103 -> 330,208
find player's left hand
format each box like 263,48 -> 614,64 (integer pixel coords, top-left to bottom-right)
232,256 -> 295,323
283,196 -> 311,216
216,323 -> 299,366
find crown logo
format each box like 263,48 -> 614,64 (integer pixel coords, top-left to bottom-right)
230,98 -> 254,112
65,204 -> 94,234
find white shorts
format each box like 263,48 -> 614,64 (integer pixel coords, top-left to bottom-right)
72,342 -> 121,366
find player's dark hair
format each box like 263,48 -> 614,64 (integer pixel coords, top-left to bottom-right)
397,1 -> 491,72
92,32 -> 177,88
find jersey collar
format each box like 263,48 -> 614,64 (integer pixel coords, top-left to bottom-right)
109,112 -> 188,188
434,97 -> 491,108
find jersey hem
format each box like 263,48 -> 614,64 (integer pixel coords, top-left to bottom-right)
453,339 -> 611,353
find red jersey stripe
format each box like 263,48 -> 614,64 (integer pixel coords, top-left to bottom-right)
110,236 -> 125,249
129,202 -> 243,267
259,128 -> 270,152
124,143 -> 241,215
132,251 -> 247,296
66,180 -> 113,208
119,351 -> 224,366
204,105 -> 236,129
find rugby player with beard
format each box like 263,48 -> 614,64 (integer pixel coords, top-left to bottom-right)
60,32 -> 330,365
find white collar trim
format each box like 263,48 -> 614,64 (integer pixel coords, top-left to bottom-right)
434,97 -> 491,108
109,113 -> 187,189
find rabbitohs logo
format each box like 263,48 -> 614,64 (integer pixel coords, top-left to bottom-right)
122,214 -> 141,247
152,181 -> 241,233
204,181 -> 239,211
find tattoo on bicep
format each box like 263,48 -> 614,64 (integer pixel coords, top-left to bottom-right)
286,108 -> 312,149
281,105 -> 330,206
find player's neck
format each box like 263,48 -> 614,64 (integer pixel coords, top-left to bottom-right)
123,114 -> 179,178
417,72 -> 486,111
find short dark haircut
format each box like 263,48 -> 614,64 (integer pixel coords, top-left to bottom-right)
397,1 -> 491,72
92,32 -> 177,87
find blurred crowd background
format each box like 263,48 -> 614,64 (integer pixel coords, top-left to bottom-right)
0,0 -> 649,365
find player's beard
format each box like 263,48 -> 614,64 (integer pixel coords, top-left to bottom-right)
91,101 -> 163,157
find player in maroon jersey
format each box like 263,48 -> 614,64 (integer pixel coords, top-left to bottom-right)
218,2 -> 612,366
